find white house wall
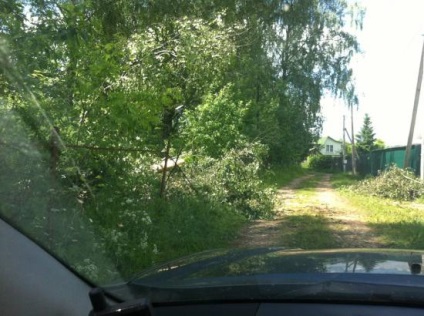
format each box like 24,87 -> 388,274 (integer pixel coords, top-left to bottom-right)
320,138 -> 342,156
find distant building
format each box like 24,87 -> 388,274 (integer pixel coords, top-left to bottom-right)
318,136 -> 343,156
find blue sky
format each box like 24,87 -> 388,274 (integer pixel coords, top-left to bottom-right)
321,0 -> 424,146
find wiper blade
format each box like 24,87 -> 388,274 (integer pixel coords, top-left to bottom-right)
279,280 -> 424,305
89,288 -> 154,316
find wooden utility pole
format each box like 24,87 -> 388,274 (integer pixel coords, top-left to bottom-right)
351,106 -> 357,175
404,37 -> 424,168
421,135 -> 424,180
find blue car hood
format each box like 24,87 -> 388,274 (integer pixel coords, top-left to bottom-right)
106,248 -> 424,302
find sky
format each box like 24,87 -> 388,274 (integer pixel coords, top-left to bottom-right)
321,0 -> 424,147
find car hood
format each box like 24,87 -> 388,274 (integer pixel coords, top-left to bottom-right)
106,248 -> 424,302
132,248 -> 424,279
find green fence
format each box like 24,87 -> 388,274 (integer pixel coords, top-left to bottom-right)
358,144 -> 421,176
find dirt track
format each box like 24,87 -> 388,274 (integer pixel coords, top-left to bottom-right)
234,173 -> 383,248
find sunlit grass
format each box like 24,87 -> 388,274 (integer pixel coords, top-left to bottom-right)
331,172 -> 424,249
330,172 -> 361,189
295,173 -> 323,196
329,170 -> 424,249
339,190 -> 424,249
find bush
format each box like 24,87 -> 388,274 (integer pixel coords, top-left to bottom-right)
307,154 -> 340,171
350,165 -> 424,201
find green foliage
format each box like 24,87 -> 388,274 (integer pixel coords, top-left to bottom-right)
261,165 -> 307,189
307,154 -> 339,171
148,196 -> 245,266
351,165 -> 424,201
86,189 -> 245,279
182,86 -> 248,157
0,0 -> 364,283
356,114 -> 377,153
374,139 -> 385,150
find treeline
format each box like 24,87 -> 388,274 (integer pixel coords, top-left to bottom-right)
0,0 -> 362,281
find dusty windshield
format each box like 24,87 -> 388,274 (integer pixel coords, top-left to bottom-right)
1,0 -> 424,289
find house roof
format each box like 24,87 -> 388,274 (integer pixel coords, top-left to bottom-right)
318,136 -> 342,145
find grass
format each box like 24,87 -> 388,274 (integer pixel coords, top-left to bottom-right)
330,172 -> 361,189
276,172 -> 337,248
87,193 -> 246,280
295,173 -> 323,196
272,170 -> 424,251
331,173 -> 424,249
332,174 -> 424,249
148,196 -> 246,264
278,171 -> 370,249
281,213 -> 340,249
339,192 -> 424,249
261,164 -> 307,189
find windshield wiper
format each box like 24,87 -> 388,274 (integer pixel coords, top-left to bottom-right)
278,280 -> 424,305
89,288 -> 153,316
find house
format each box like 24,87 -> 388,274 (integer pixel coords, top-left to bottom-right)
318,136 -> 343,156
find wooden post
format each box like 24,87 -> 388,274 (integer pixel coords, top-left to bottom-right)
405,38 -> 424,168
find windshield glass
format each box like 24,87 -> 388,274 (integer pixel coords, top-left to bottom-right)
2,0 -> 424,300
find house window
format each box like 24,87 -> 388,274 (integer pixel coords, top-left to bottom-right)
326,145 -> 333,153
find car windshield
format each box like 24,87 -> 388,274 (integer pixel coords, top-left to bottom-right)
2,0 -> 424,302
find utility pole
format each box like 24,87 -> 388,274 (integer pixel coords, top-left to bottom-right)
421,135 -> 424,180
404,37 -> 424,168
343,115 -> 346,173
351,105 -> 357,175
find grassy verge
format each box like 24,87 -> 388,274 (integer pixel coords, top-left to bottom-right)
87,194 -> 246,279
149,197 -> 246,264
339,192 -> 424,249
331,173 -> 424,249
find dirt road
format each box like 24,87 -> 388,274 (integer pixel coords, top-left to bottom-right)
234,173 -> 383,248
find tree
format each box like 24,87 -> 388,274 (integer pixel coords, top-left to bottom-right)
374,139 -> 385,150
0,0 -> 366,280
356,114 -> 376,153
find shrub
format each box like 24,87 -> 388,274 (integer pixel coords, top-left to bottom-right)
350,165 -> 424,201
307,154 -> 340,171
